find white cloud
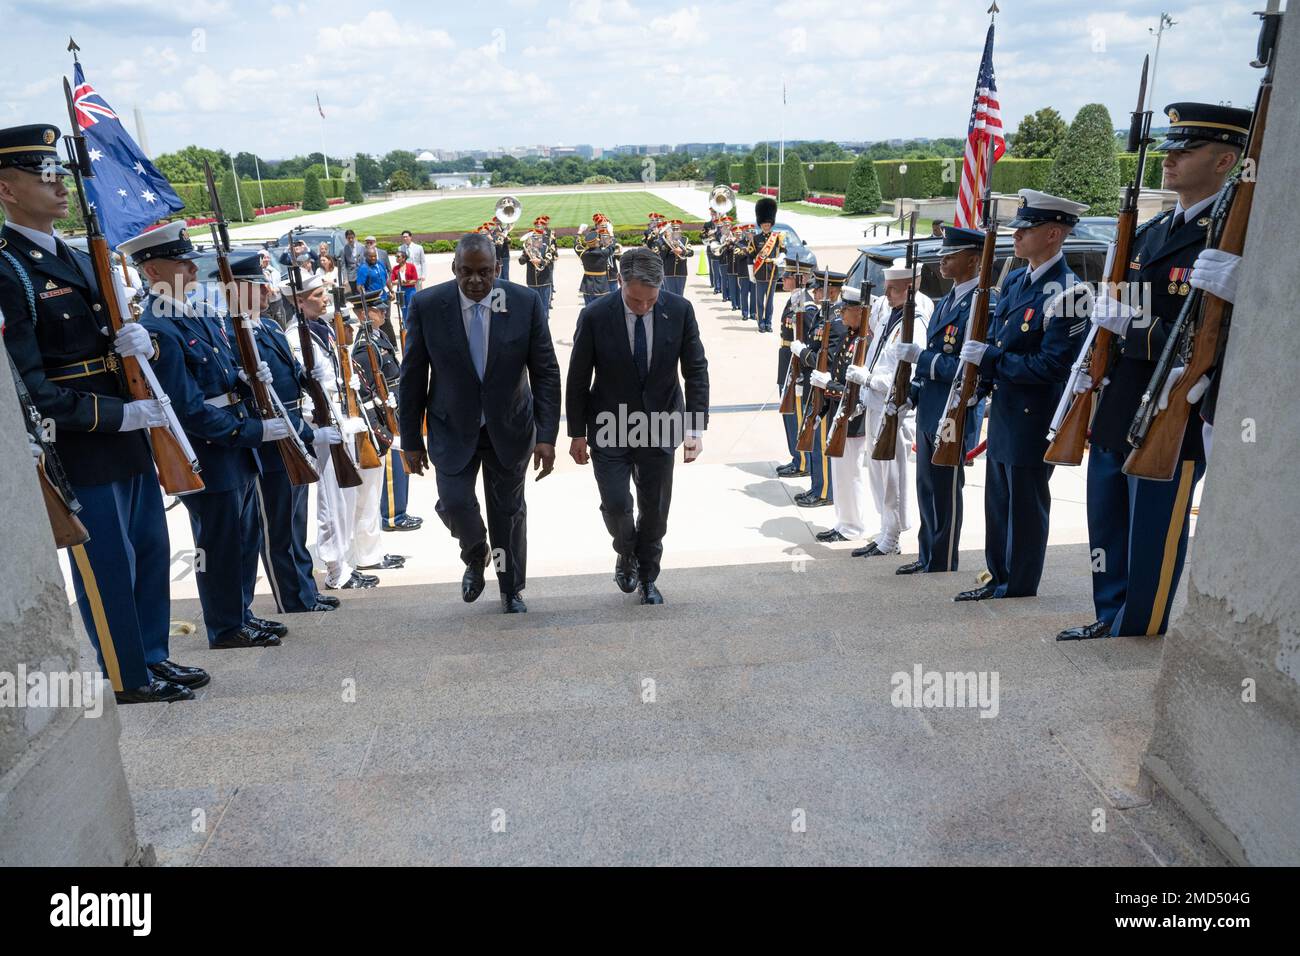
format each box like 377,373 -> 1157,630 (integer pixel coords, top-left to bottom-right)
316,12 -> 455,52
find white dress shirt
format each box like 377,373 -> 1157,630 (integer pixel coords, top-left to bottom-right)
6,220 -> 60,256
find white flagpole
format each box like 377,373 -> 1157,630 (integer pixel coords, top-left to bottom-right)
254,155 -> 266,214
777,76 -> 785,202
318,95 -> 330,181
230,155 -> 245,220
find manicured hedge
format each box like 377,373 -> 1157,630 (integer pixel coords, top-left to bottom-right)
170,178 -> 346,217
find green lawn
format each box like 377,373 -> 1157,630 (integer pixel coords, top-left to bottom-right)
337,191 -> 695,237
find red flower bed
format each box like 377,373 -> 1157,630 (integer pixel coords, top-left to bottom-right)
757,186 -> 778,196
184,216 -> 216,226
804,195 -> 844,208
327,197 -> 346,206
255,204 -> 296,216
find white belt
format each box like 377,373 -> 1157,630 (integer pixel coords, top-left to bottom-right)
205,390 -> 240,409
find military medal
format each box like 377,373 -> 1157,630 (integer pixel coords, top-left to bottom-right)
1179,283 -> 1190,295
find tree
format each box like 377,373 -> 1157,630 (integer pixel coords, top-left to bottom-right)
216,167 -> 250,222
302,163 -> 327,182
153,145 -> 229,184
1010,107 -> 1069,159
740,154 -> 760,194
711,157 -> 730,186
779,151 -> 807,202
843,154 -> 883,214
233,151 -> 266,179
679,160 -> 701,180
301,170 -> 327,211
388,169 -> 415,191
1045,103 -> 1121,216
353,153 -> 383,190
344,178 -> 364,203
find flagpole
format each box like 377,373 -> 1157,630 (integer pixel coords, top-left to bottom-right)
317,94 -> 330,181
230,155 -> 245,221
777,75 -> 785,203
254,155 -> 266,214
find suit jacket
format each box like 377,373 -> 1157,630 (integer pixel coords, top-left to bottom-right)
0,225 -> 153,486
1092,207 -> 1209,459
566,289 -> 709,452
978,256 -> 1089,467
399,279 -> 560,473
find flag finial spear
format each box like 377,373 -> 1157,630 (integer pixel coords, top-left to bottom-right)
67,36 -> 80,60
988,2 -> 999,18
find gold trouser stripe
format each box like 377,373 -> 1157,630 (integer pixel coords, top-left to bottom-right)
385,452 -> 397,521
818,416 -> 830,499
70,544 -> 125,692
793,392 -> 808,471
1146,460 -> 1196,636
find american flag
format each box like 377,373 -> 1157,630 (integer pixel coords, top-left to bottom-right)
72,62 -> 183,247
955,23 -> 1005,229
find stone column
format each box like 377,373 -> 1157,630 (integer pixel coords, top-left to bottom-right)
1140,8 -> 1300,866
0,339 -> 140,865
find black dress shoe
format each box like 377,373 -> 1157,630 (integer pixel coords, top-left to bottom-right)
358,554 -> 406,570
796,495 -> 831,508
247,616 -> 288,637
895,561 -> 926,575
297,600 -> 338,612
384,515 -> 423,531
614,553 -> 640,594
115,679 -> 194,704
793,490 -> 815,503
954,584 -> 997,602
639,581 -> 664,605
852,541 -> 899,557
501,592 -> 527,613
776,463 -> 808,478
331,571 -> 379,590
463,561 -> 486,603
815,528 -> 848,542
211,625 -> 283,649
148,660 -> 211,688
1056,619 -> 1113,642
316,594 -> 341,608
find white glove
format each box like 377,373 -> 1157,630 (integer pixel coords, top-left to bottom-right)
884,401 -> 899,418
1156,367 -> 1212,411
886,341 -> 921,365
261,418 -> 291,441
28,436 -> 43,460
310,363 -> 329,384
1071,373 -> 1110,395
113,322 -> 153,360
341,416 -> 368,436
868,373 -> 892,396
960,340 -> 988,365
810,369 -> 832,389
385,393 -> 397,409
789,341 -> 806,359
119,399 -> 167,432
1190,248 -> 1241,305
349,374 -> 362,392
239,361 -> 273,386
966,394 -> 980,408
845,364 -> 869,387
314,425 -> 342,446
1091,293 -> 1136,335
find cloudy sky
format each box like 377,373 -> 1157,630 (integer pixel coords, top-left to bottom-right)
1,0 -> 1269,159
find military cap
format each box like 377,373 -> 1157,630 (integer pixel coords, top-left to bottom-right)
755,196 -> 778,226
345,285 -> 385,306
1005,189 -> 1088,229
213,249 -> 270,285
811,268 -> 846,286
118,219 -> 203,264
939,225 -> 986,254
0,123 -> 70,175
1158,102 -> 1253,151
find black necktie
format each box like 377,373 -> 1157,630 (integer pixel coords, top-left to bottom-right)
55,239 -> 79,272
633,313 -> 648,383
1169,211 -> 1185,239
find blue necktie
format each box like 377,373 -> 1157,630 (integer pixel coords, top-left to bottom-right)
469,303 -> 487,380
633,312 -> 648,383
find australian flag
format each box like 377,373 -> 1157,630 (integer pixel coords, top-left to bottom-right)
72,62 -> 183,247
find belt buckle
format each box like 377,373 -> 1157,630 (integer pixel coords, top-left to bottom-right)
104,353 -> 120,374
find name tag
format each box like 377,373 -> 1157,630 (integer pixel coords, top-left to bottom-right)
39,286 -> 73,300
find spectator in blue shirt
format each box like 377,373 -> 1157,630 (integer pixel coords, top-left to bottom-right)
356,247 -> 390,306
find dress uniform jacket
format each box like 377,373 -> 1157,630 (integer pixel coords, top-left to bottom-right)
799,302 -> 845,405
911,281 -> 993,449
776,289 -> 808,388
0,226 -> 153,486
823,326 -> 867,438
578,246 -> 612,298
252,315 -> 315,459
659,235 -> 692,279
517,232 -> 557,288
977,256 -> 1089,466
750,229 -> 784,284
1091,207 -> 1209,460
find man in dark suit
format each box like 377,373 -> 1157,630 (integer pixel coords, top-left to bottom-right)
398,233 -> 561,613
566,247 -> 709,605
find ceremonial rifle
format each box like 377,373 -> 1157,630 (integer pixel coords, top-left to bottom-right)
7,348 -> 88,548
1125,1 -> 1280,480
931,137 -> 1000,467
61,77 -> 204,495
826,282 -> 873,458
871,212 -> 919,460
356,316 -> 400,437
795,268 -> 833,453
201,161 -> 317,485
332,300 -> 383,470
778,297 -> 806,415
1046,55 -> 1153,465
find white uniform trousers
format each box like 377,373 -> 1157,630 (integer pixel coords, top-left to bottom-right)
863,404 -> 912,550
315,443 -> 357,588
348,462 -> 386,568
829,434 -> 869,539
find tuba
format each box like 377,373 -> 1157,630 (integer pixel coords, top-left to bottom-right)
709,184 -> 735,217
493,195 -> 522,244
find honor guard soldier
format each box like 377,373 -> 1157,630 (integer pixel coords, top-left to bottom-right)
123,220 -> 290,646
731,223 -> 756,320
813,281 -> 871,542
576,215 -> 613,305
222,251 -> 342,614
954,189 -> 1091,601
0,123 -> 208,703
776,246 -> 817,478
1058,102 -> 1251,641
658,218 -> 692,297
517,215 -> 557,322
897,226 -> 991,574
702,213 -> 722,295
846,260 -> 933,557
751,197 -> 785,333
600,216 -> 622,292
788,269 -> 845,507
490,217 -> 512,281
643,212 -> 665,252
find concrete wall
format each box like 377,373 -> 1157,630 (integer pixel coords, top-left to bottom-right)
1141,8 -> 1300,866
0,339 -> 139,866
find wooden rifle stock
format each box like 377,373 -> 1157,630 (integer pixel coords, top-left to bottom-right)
795,311 -> 832,453
358,321 -> 400,437
1125,31 -> 1274,480
872,215 -> 920,461
778,305 -> 805,415
37,462 -> 89,548
826,320 -> 871,458
297,285 -> 363,488
931,224 -> 999,467
332,309 -> 383,470
61,77 -> 203,496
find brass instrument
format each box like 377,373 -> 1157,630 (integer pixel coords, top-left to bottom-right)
709,184 -> 735,216
492,195 -> 521,246
524,228 -> 554,269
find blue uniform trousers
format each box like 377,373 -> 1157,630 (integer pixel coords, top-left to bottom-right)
249,470 -> 320,613
380,447 -> 412,528
915,429 -> 966,572
65,474 -> 171,691
184,479 -> 261,645
1087,445 -> 1205,636
984,460 -> 1052,598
